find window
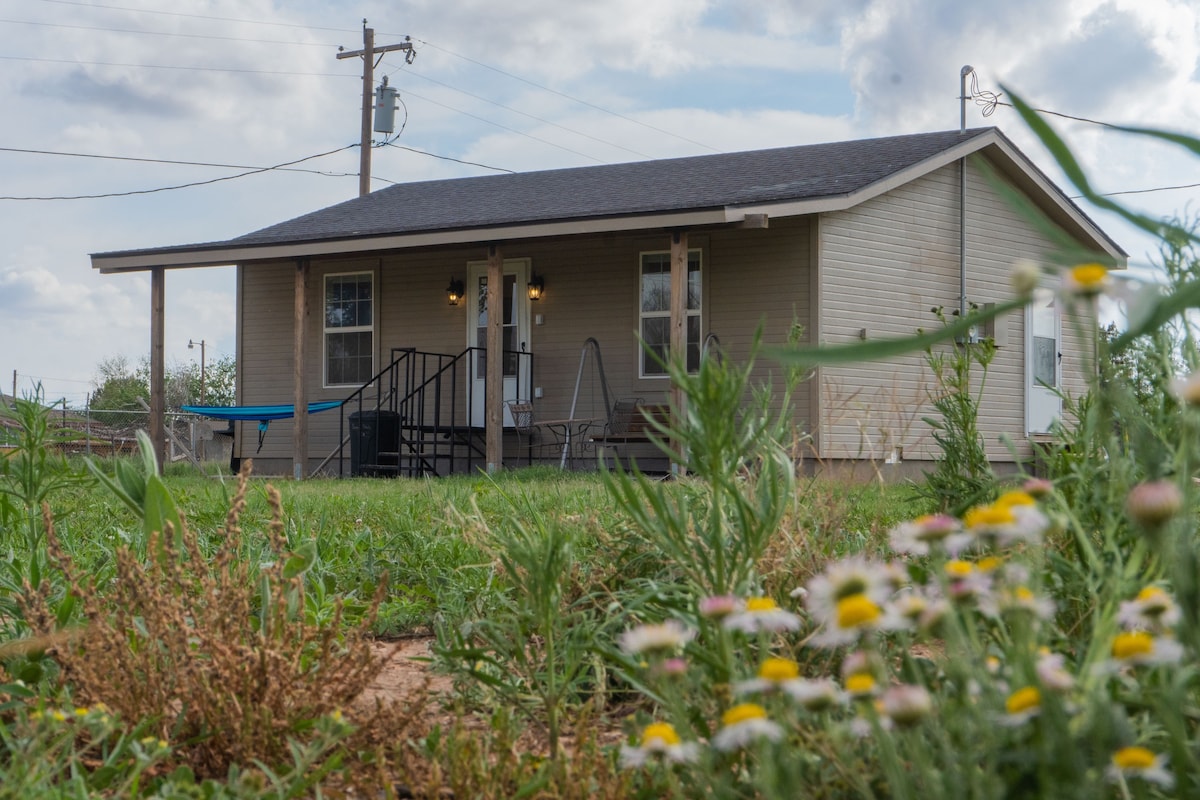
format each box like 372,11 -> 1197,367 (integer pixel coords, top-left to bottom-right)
639,249 -> 701,376
324,272 -> 374,386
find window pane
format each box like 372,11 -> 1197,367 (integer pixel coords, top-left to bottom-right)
327,331 -> 373,385
687,259 -> 701,311
1033,336 -> 1056,386
641,269 -> 668,312
687,315 -> 701,372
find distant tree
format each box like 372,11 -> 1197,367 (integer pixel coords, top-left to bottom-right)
90,355 -> 149,428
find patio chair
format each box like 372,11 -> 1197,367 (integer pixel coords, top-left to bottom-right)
506,399 -> 539,465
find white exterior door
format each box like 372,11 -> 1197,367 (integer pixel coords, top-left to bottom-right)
468,258 -> 531,427
1026,287 -> 1062,434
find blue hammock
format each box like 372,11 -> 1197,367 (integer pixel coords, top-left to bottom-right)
182,401 -> 343,452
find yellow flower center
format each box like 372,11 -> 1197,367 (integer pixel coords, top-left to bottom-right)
996,491 -> 1035,508
1112,746 -> 1156,771
1005,686 -> 1041,715
944,560 -> 974,579
1014,586 -> 1035,603
964,505 -> 1016,529
845,673 -> 876,695
836,594 -> 882,629
1112,631 -> 1154,660
721,703 -> 767,727
976,556 -> 1004,573
1071,263 -> 1108,290
758,657 -> 800,682
641,722 -> 681,747
745,597 -> 778,613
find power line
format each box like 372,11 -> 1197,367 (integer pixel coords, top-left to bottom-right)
0,53 -> 350,78
35,0 -> 358,34
387,62 -> 654,160
0,16 -> 336,46
381,142 -> 515,173
0,145 -> 357,177
407,37 -> 720,154
0,144 -> 357,200
400,87 -> 605,164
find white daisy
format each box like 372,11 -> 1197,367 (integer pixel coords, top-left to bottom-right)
804,557 -> 899,624
1104,631 -> 1184,669
1035,651 -> 1075,692
619,722 -> 700,768
880,684 -> 933,727
1118,586 -> 1181,633
710,703 -> 783,751
809,592 -> 905,648
1105,746 -> 1174,789
722,596 -> 801,634
888,514 -> 967,556
618,620 -> 695,656
1000,686 -> 1042,726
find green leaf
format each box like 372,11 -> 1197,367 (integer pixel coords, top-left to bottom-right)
143,475 -> 184,548
283,540 -> 317,580
769,299 -> 1025,367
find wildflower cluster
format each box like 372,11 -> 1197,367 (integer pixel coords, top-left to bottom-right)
613,475 -> 1191,796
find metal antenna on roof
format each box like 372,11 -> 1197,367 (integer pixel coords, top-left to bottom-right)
960,66 -> 1001,133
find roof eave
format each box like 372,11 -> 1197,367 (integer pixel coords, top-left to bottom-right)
90,207 -> 731,273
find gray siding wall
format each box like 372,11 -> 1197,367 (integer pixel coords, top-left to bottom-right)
817,157 -> 1097,463
235,222 -> 814,470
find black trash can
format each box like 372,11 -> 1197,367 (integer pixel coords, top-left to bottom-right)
349,410 -> 399,476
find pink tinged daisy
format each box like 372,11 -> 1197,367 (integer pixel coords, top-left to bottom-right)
698,595 -> 742,620
1001,686 -> 1042,726
619,722 -> 700,768
889,514 -> 967,556
711,703 -> 783,752
618,620 -> 695,656
1118,586 -> 1182,632
1106,746 -> 1174,790
1035,651 -> 1075,692
1176,372 -> 1200,408
787,678 -> 846,711
880,684 -> 933,727
1126,480 -> 1183,529
943,559 -> 993,602
722,596 -> 801,634
1021,478 -> 1053,498
1107,630 -> 1184,668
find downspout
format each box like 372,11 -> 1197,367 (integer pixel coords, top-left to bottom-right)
959,66 -> 971,330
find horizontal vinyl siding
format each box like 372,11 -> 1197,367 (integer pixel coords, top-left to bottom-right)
818,157 -> 1103,464
819,166 -> 960,462
236,225 -> 816,468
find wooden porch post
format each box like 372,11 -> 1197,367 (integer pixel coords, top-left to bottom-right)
149,267 -> 167,468
669,230 -> 688,473
293,258 -> 309,480
485,245 -> 503,472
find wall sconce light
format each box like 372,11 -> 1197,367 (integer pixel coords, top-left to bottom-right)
446,278 -> 464,306
527,272 -> 545,301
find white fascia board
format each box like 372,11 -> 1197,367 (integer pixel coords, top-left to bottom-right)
91,208 -> 729,273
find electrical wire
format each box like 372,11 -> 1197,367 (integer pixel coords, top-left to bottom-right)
385,62 -> 654,160
400,87 -> 605,163
406,37 -> 720,154
0,144 -> 357,200
34,0 -> 359,34
0,145 -> 357,177
380,142 -> 515,173
0,53 -> 350,78
0,16 -> 336,46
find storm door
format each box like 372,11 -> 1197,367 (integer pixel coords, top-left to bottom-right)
467,258 -> 531,427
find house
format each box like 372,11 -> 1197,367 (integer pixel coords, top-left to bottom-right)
90,126 -> 1125,478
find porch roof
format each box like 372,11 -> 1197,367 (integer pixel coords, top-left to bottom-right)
91,126 -> 1126,273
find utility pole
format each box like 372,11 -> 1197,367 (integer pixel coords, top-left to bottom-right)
337,21 -> 414,197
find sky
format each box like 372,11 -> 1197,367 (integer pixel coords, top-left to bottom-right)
2,0 -> 1199,407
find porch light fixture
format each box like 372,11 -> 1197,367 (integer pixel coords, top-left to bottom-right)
527,272 -> 545,301
446,278 -> 464,306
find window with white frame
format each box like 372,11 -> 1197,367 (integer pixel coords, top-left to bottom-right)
324,272 -> 374,386
639,249 -> 701,376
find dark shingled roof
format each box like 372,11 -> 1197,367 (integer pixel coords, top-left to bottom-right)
228,127 -> 996,247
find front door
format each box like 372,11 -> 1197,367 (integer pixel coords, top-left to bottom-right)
468,258 -> 532,427
1026,287 -> 1061,434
